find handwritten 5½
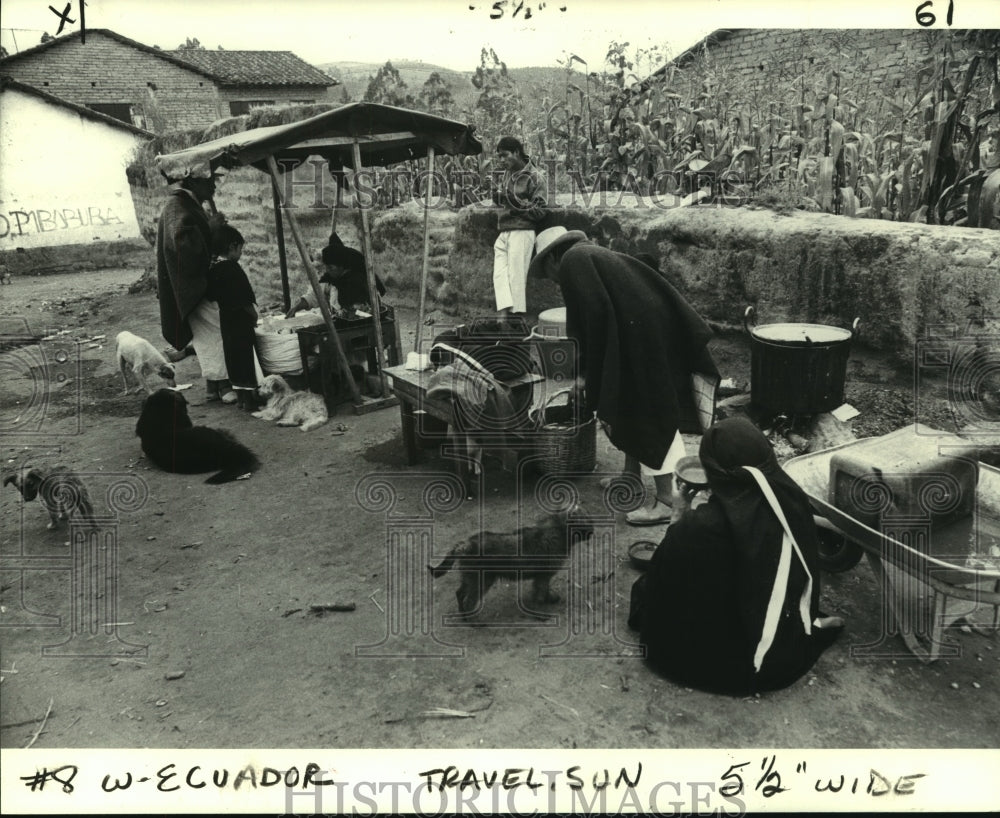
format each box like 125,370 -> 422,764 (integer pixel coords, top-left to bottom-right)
719,756 -> 926,799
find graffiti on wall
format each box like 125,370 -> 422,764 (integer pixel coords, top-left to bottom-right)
0,206 -> 125,239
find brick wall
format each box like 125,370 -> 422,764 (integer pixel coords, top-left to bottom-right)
1,32 -> 222,131
216,85 -> 337,115
689,29 -> 970,97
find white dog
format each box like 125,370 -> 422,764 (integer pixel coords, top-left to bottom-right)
116,331 -> 176,395
252,374 -> 329,432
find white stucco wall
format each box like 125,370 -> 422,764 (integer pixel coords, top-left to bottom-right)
0,88 -> 145,248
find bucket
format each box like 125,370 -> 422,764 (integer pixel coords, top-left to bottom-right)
744,306 -> 859,416
536,307 -> 567,337
529,307 -> 576,382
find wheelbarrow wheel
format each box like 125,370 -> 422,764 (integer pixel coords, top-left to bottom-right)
816,527 -> 864,573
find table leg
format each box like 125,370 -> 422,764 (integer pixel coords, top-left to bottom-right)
399,398 -> 419,465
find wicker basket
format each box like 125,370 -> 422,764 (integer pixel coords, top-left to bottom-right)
529,388 -> 596,474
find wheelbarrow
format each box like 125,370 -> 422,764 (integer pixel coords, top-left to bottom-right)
783,439 -> 1000,662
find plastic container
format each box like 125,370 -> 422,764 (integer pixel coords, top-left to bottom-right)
829,424 -> 979,531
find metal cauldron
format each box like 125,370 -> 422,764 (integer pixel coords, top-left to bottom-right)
744,306 -> 859,416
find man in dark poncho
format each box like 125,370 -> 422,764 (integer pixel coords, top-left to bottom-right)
156,172 -> 235,402
528,227 -> 720,523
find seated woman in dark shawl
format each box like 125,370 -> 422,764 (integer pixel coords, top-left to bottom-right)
285,232 -> 387,319
629,416 -> 843,695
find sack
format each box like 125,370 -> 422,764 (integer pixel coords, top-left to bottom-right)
431,317 -> 535,381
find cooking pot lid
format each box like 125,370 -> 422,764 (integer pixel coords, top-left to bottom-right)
752,322 -> 852,344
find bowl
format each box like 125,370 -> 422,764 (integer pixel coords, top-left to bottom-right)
675,455 -> 708,488
628,540 -> 658,570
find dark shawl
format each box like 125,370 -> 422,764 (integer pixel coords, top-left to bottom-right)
156,189 -> 212,349
556,243 -> 719,468
207,259 -> 258,389
320,237 -> 386,308
206,259 -> 256,310
634,416 -> 840,694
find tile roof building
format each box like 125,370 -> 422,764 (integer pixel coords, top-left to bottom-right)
0,29 -> 338,132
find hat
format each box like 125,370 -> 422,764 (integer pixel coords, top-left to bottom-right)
321,242 -> 365,271
527,226 -> 588,279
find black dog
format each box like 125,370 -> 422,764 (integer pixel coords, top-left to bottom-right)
136,389 -> 260,484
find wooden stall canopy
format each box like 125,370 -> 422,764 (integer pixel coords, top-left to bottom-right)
154,103 -> 483,413
155,102 -> 483,179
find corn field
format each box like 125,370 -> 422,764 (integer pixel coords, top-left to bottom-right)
497,29 -> 1000,228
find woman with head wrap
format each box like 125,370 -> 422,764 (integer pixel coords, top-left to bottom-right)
285,232 -> 386,319
629,416 -> 843,694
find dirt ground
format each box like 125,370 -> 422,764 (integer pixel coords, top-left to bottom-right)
1,266 -> 998,754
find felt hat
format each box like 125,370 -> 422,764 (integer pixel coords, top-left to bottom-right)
527,226 -> 588,279
321,242 -> 364,269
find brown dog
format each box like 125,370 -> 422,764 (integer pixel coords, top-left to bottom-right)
4,464 -> 97,529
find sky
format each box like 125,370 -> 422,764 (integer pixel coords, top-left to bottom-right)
2,0 -> 996,74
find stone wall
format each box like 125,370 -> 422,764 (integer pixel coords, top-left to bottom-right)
128,162 -> 1000,361
414,203 -> 1000,362
1,238 -> 150,275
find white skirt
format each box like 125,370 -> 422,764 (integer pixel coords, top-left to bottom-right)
188,300 -> 264,384
639,429 -> 686,477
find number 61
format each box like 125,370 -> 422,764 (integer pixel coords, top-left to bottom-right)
916,0 -> 955,26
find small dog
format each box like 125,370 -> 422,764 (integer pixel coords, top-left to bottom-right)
428,505 -> 592,615
4,464 -> 97,529
252,374 -> 329,432
116,331 -> 176,395
136,388 -> 260,484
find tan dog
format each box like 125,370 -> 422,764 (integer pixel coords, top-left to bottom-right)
4,464 -> 97,529
252,374 -> 329,432
116,331 -> 176,395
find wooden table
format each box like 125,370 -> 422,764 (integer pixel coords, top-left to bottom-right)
383,364 -> 544,469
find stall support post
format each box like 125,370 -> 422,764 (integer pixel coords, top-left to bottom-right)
415,145 -> 435,354
351,139 -> 390,400
271,177 -> 292,313
266,156 -> 362,406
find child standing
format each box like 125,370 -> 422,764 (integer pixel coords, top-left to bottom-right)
207,223 -> 261,411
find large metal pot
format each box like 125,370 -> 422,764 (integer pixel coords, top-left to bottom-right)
744,306 -> 859,416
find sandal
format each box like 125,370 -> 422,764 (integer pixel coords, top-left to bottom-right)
625,500 -> 672,527
164,345 -> 195,363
